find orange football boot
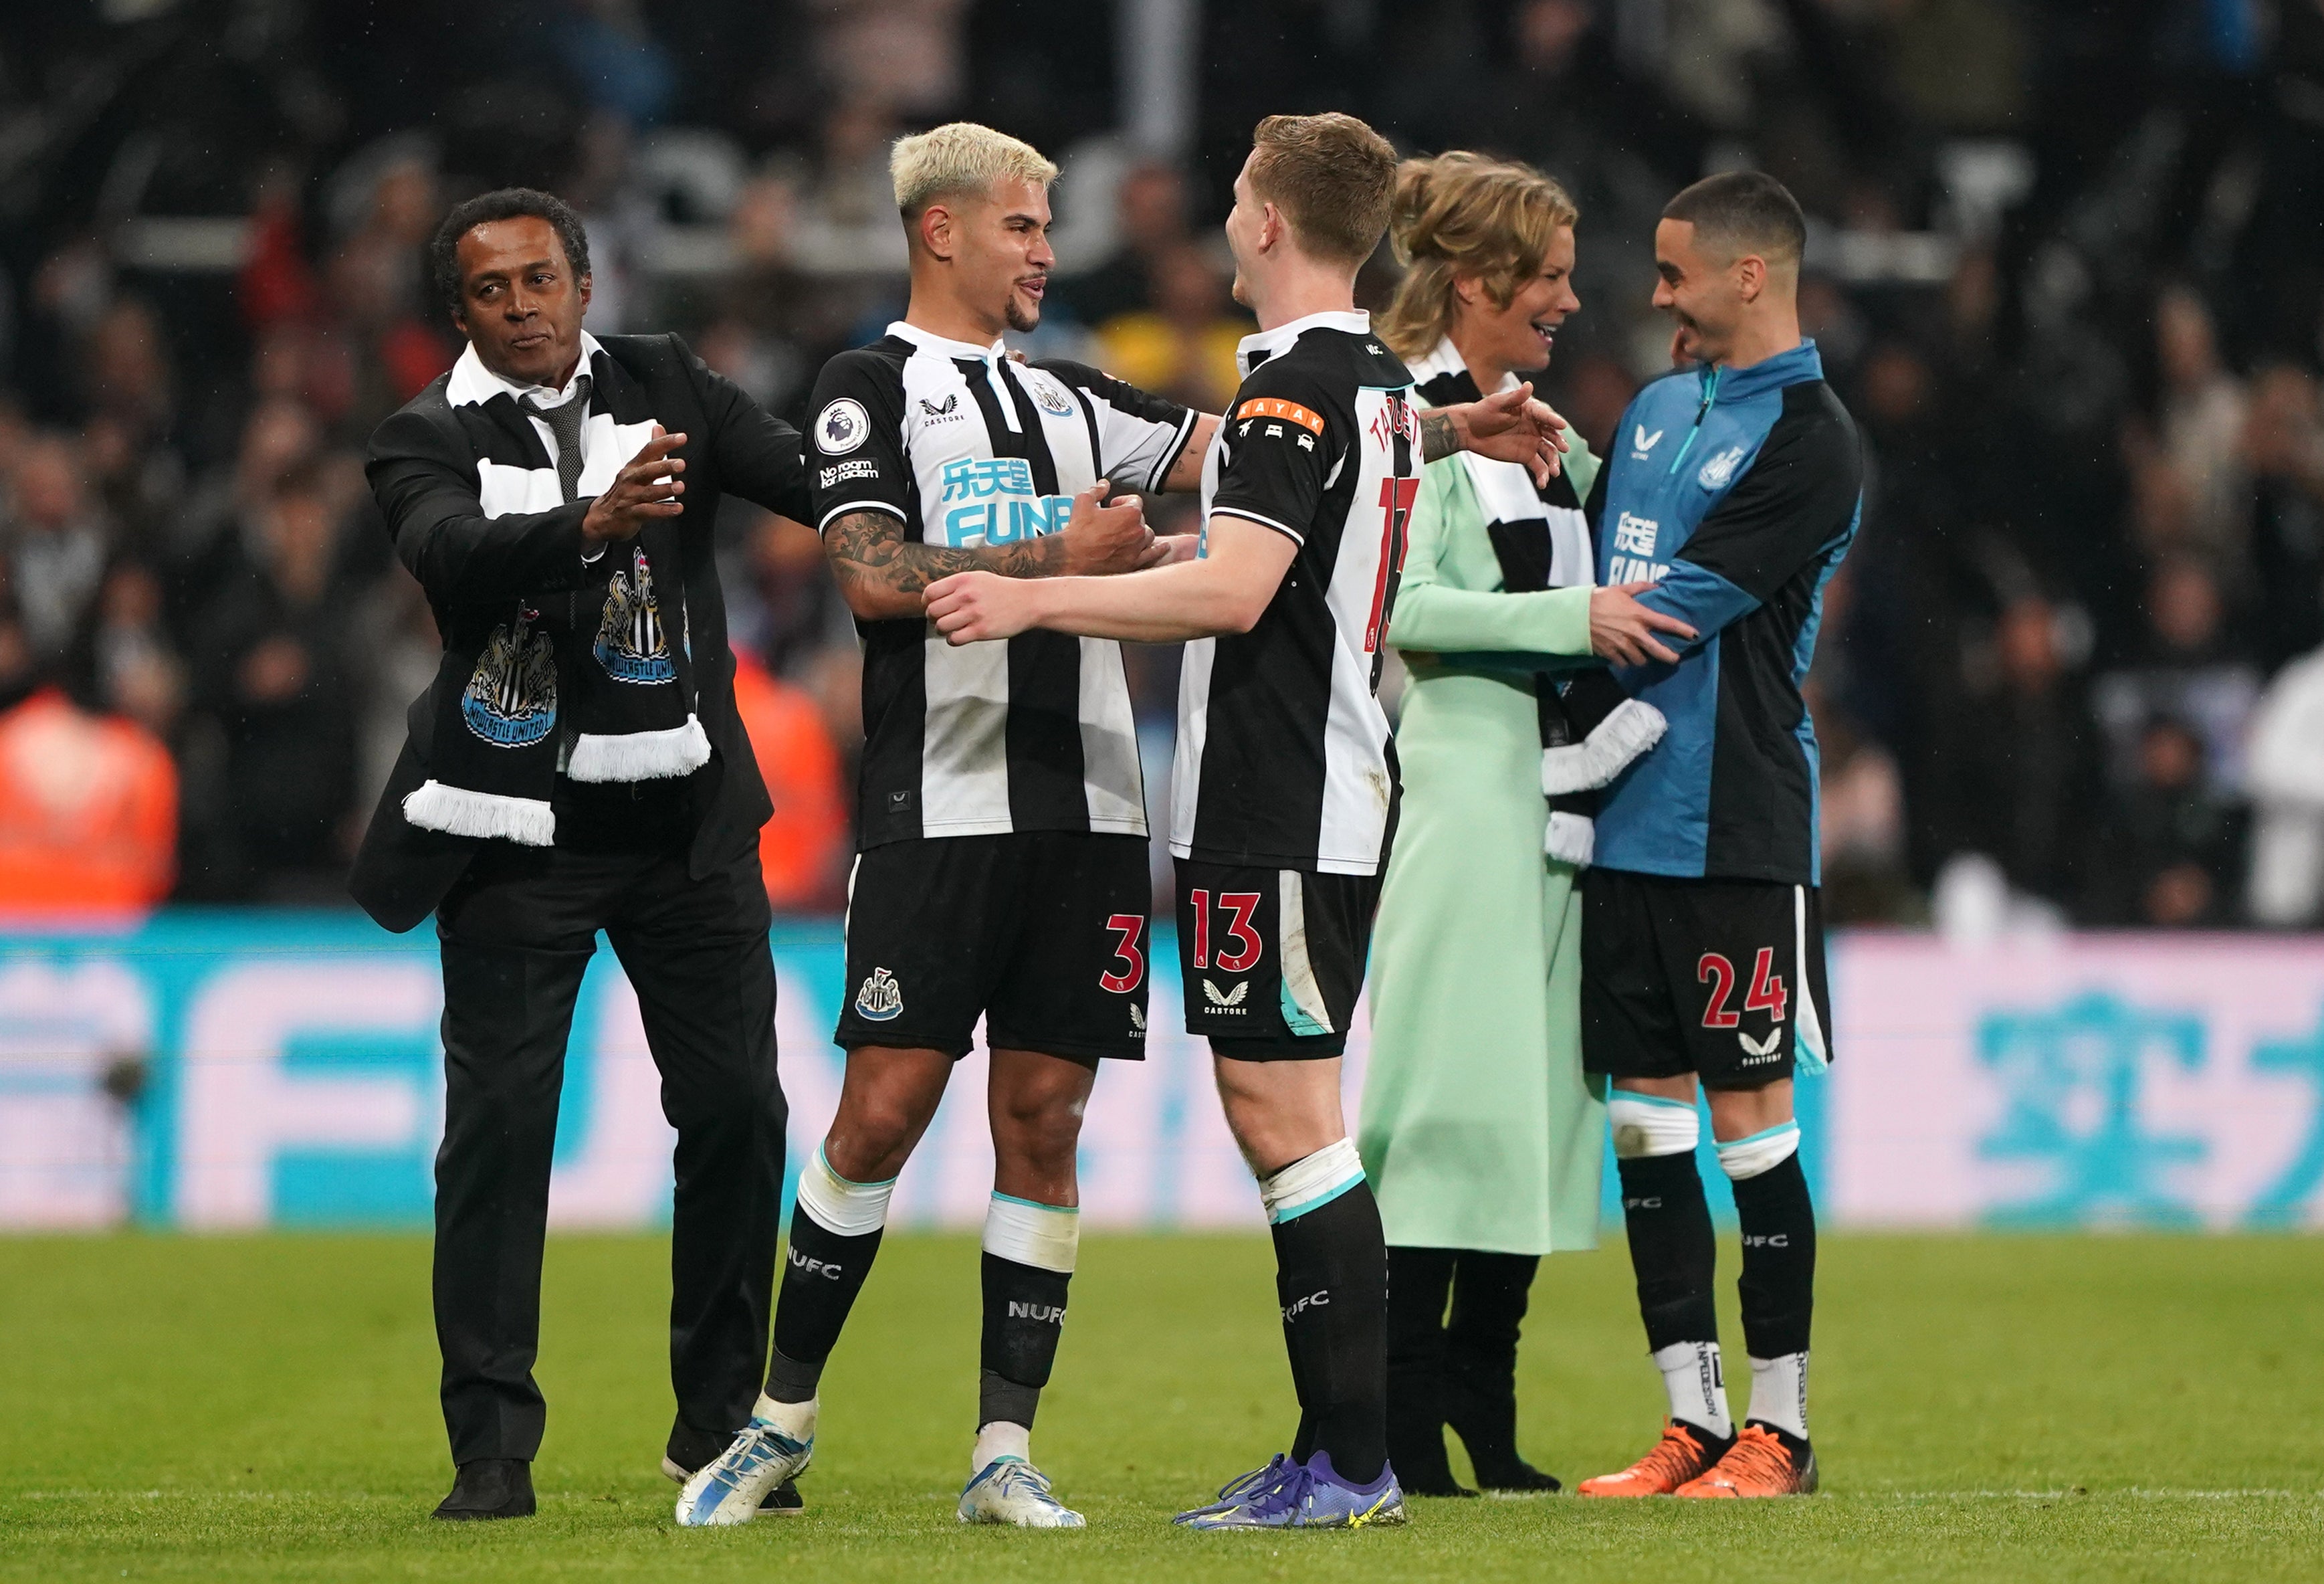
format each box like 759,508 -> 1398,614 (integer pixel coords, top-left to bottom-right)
1673,1423 -> 1819,1498
1576,1421 -> 1731,1497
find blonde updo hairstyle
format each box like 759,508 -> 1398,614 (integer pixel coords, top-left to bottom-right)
1380,152 -> 1579,365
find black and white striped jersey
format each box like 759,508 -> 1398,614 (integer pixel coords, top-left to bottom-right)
809,321 -> 1196,848
1404,338 -> 1592,585
1170,309 -> 1421,877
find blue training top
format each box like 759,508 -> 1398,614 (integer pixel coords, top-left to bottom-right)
1587,339 -> 1865,884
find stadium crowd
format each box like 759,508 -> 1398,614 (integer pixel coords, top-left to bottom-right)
0,0 -> 2316,928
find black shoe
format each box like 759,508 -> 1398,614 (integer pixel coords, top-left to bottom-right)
1465,1451 -> 1563,1493
1443,1368 -> 1562,1493
1386,1383 -> 1476,1498
433,1458 -> 536,1520
660,1453 -> 805,1514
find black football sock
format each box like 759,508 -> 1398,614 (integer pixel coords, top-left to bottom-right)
978,1253 -> 1071,1430
1618,1151 -> 1719,1351
766,1205 -> 882,1402
1270,1181 -> 1389,1486
1730,1150 -> 1816,1439
1617,1149 -> 1729,1438
1384,1246 -> 1461,1493
1444,1251 -> 1546,1485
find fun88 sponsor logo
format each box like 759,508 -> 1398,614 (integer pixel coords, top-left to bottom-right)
939,456 -> 1073,547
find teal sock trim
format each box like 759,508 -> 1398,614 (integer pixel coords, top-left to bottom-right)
1267,1173 -> 1361,1225
989,1190 -> 1079,1213
817,1143 -> 900,1189
1716,1120 -> 1800,1152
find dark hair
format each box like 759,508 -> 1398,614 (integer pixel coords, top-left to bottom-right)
1662,171 -> 1806,267
429,187 -> 592,315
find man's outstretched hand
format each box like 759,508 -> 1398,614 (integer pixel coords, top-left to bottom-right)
1589,581 -> 1696,666
582,426 -> 687,546
1427,383 -> 1571,485
925,570 -> 1037,644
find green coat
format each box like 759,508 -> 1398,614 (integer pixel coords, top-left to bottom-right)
1357,420 -> 1608,1256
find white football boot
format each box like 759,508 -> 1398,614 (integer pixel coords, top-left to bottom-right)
674,1395 -> 815,1527
957,1457 -> 1086,1528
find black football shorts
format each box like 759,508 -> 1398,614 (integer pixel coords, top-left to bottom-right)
1581,868 -> 1832,1088
835,832 -> 1152,1063
1174,860 -> 1382,1060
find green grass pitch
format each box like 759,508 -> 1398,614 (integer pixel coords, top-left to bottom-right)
2,1231 -> 2319,1581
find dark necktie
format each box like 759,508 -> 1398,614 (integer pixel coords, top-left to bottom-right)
521,372 -> 593,502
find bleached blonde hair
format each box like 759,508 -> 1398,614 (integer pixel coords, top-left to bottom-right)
890,122 -> 1059,221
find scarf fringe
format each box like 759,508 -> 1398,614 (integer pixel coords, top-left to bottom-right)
403,781 -> 556,846
1545,810 -> 1596,866
565,714 -> 712,783
1541,698 -> 1668,796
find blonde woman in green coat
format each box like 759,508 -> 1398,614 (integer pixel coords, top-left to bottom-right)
1358,154 -> 1687,1496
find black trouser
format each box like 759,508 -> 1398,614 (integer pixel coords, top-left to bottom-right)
431,836 -> 785,1466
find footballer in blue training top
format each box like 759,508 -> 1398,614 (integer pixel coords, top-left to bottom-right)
1575,171 -> 1863,1502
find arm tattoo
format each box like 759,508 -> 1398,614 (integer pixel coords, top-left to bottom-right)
824,509 -> 1068,603
1419,408 -> 1461,464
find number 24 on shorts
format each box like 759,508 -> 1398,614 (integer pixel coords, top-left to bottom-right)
1697,948 -> 1787,1028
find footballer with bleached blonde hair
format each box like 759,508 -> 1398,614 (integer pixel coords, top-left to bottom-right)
676,124 -> 1223,1532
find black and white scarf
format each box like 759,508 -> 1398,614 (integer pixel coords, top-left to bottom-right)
401,338 -> 707,847
1410,339 -> 1662,867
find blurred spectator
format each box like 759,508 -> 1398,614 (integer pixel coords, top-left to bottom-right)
350,571 -> 441,825
1056,161 -> 1192,328
1812,682 -> 1915,924
2,433 -> 110,658
324,155 -> 456,429
732,649 -> 847,911
0,685 -> 177,912
1946,594 -> 2103,909
2143,285 -> 2249,565
556,0 -> 678,127
68,561 -> 187,741
1091,243 -> 1247,414
2085,716 -> 2245,928
84,300 -> 175,453
185,465 -> 362,900
728,510 -> 852,680
2243,363 -> 2324,671
696,173 -> 843,417
2091,557 -> 2260,796
815,0 -> 968,121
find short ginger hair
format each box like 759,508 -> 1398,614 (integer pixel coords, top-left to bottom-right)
1247,112 -> 1400,268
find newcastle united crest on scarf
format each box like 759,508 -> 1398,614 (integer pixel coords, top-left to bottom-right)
461,604 -> 558,748
593,547 -> 678,684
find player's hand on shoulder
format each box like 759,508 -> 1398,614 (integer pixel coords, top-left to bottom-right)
925,571 -> 1033,645
1059,479 -> 1156,575
1590,581 -> 1696,666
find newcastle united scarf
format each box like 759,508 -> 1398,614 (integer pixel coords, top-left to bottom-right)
1411,339 -> 1662,868
401,343 -> 708,846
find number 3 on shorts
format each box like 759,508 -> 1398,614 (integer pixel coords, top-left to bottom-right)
1099,914 -> 1146,993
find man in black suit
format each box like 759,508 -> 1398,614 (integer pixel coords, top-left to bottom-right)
351,187 -> 809,1520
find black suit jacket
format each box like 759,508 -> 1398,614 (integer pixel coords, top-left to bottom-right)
349,332 -> 813,932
